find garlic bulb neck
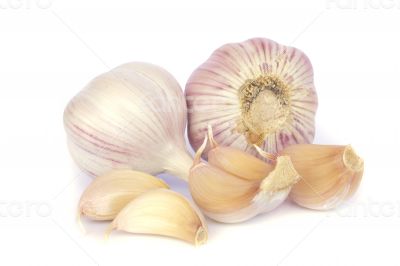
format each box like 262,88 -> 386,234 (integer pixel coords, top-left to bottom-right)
163,147 -> 193,181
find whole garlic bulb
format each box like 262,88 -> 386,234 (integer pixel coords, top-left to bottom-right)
64,62 -> 193,180
185,38 -> 318,157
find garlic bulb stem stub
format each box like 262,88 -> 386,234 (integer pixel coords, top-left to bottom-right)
64,62 -> 193,180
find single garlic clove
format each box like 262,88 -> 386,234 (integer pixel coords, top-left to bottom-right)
186,38 -> 318,159
208,146 -> 274,181
190,162 -> 261,214
281,144 -> 364,210
106,189 -> 208,246
78,170 -> 169,221
206,125 -> 275,181
189,136 -> 300,223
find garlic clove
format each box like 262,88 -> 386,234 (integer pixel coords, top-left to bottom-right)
206,125 -> 275,181
189,136 -> 300,223
208,146 -> 274,181
281,144 -> 364,210
186,38 -> 318,159
190,162 -> 261,214
78,170 -> 169,221
106,189 -> 207,245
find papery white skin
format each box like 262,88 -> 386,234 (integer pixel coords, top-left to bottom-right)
186,38 -> 318,158
64,62 -> 192,180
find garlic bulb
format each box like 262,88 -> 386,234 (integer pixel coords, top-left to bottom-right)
78,170 -> 168,221
64,62 -> 193,180
186,38 -> 318,158
281,144 -> 364,210
106,189 -> 208,245
188,128 -> 300,223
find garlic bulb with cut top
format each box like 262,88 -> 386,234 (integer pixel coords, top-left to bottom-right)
186,38 -> 318,158
64,62 -> 193,180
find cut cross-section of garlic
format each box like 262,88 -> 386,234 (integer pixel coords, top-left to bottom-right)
78,170 -> 168,221
281,144 -> 364,210
189,131 -> 300,223
106,189 -> 208,246
186,38 -> 318,158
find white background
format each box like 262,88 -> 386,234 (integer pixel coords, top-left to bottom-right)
0,0 -> 399,265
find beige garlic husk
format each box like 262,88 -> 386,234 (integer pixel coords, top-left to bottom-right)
64,62 -> 193,180
188,127 -> 300,223
106,189 -> 207,246
186,38 -> 318,159
78,170 -> 168,221
280,144 -> 364,210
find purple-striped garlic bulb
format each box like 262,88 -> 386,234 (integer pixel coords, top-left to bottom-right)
64,62 -> 193,180
185,38 -> 318,158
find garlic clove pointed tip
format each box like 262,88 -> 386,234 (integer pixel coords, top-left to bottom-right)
253,144 -> 277,161
207,125 -> 218,149
192,135 -> 208,167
